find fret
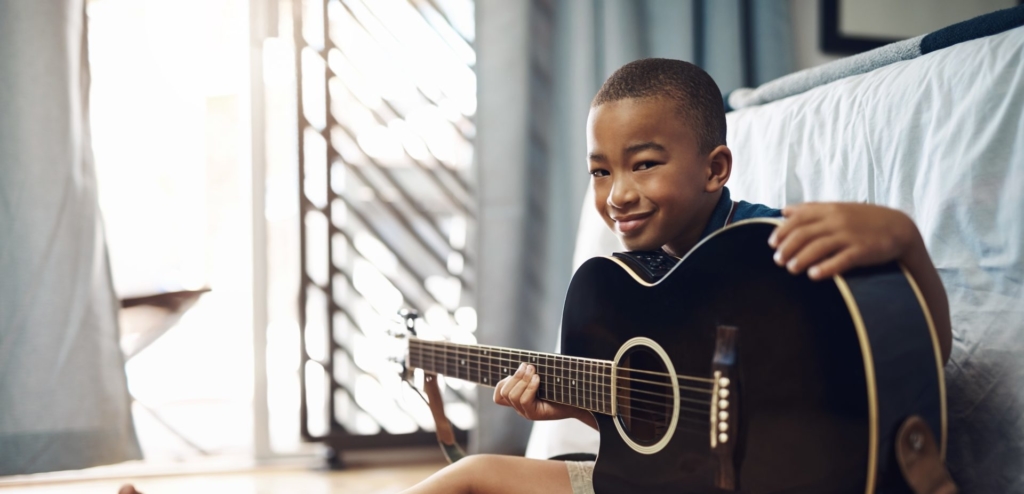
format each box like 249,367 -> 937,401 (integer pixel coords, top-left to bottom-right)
458,344 -> 464,380
461,345 -> 470,381
601,362 -> 608,414
429,340 -> 435,374
558,356 -> 563,405
590,362 -> 596,411
448,343 -> 455,379
499,349 -> 509,377
600,363 -> 606,413
528,352 -> 539,391
540,352 -> 548,399
540,354 -> 547,400
471,344 -> 480,384
443,342 -> 449,376
441,341 -> 447,376
549,355 -> 555,402
579,360 -> 585,409
574,359 -> 581,408
592,361 -> 599,413
488,348 -> 496,382
566,355 -> 572,405
454,343 -> 461,379
605,362 -> 611,414
552,355 -> 559,404
481,347 -> 490,386
571,357 -> 576,407
582,361 -> 588,410
569,358 -> 576,408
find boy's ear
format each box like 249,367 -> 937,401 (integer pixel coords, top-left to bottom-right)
704,145 -> 732,193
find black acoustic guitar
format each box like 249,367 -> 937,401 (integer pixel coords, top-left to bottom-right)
404,219 -> 946,493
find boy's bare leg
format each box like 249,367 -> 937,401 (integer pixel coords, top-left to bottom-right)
401,455 -> 576,494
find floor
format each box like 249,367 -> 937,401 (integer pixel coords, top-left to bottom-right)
0,462 -> 447,494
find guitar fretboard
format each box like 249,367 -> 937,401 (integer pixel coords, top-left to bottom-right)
407,338 -> 614,415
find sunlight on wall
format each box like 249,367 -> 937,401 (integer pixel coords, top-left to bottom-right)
88,0 -> 254,460
89,0 -> 478,461
291,0 -> 480,447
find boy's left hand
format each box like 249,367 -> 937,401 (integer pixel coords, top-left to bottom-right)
768,203 -> 916,280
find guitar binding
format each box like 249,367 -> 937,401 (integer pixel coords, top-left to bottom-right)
612,250 -> 679,283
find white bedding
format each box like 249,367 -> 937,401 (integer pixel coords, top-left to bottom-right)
528,26 -> 1024,491
727,26 -> 1024,492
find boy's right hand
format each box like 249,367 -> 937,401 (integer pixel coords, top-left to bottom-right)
493,363 -> 581,422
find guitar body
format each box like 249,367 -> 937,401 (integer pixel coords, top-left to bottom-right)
560,219 -> 945,494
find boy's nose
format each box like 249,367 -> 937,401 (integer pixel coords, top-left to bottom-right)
607,179 -> 639,208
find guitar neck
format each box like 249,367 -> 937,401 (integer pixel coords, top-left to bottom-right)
407,338 -> 614,415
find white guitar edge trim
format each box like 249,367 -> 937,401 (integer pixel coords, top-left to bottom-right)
611,337 -> 680,455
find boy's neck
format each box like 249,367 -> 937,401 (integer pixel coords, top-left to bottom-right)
663,188 -> 727,258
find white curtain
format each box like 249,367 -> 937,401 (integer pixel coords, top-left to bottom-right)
0,0 -> 141,474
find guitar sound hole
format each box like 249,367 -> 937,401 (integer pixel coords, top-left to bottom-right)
616,347 -> 673,447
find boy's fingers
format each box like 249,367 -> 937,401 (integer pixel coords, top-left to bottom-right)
808,247 -> 862,280
784,235 -> 845,275
495,363 -> 526,408
493,377 -> 509,405
509,366 -> 537,413
507,377 -> 532,416
771,205 -> 818,248
519,372 -> 540,408
495,373 -> 519,405
773,220 -> 828,268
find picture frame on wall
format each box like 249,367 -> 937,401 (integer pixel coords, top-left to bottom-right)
821,0 -> 1021,54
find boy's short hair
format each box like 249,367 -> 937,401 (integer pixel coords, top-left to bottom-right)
592,58 -> 726,155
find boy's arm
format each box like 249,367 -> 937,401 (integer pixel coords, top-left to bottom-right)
768,203 -> 952,364
494,363 -> 599,430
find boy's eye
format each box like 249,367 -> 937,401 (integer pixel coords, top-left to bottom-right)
590,169 -> 609,178
634,161 -> 659,171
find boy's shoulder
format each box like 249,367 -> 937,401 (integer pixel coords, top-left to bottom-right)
699,187 -> 782,240
731,200 -> 783,223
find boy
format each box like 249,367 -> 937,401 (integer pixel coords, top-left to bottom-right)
400,57 -> 952,494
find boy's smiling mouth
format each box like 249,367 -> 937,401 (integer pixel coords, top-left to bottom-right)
612,211 -> 654,234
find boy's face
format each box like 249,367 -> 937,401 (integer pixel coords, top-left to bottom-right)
587,97 -> 721,255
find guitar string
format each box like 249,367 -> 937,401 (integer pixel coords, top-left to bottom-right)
408,352 -> 716,413
424,367 -> 708,421
410,341 -> 716,384
409,360 -> 714,409
623,408 -> 711,428
406,344 -> 726,433
409,340 -> 716,384
407,356 -> 712,407
409,349 -> 715,403
409,344 -> 716,393
607,394 -> 710,417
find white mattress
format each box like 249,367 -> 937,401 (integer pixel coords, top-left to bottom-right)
726,26 -> 1024,492
530,26 -> 1024,491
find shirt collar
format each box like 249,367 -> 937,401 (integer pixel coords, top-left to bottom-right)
699,186 -> 734,240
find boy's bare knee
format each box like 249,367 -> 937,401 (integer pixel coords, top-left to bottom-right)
449,455 -> 500,494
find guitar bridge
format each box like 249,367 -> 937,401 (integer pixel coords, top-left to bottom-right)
710,324 -> 740,491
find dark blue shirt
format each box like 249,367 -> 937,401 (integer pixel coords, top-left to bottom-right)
698,186 -> 782,241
